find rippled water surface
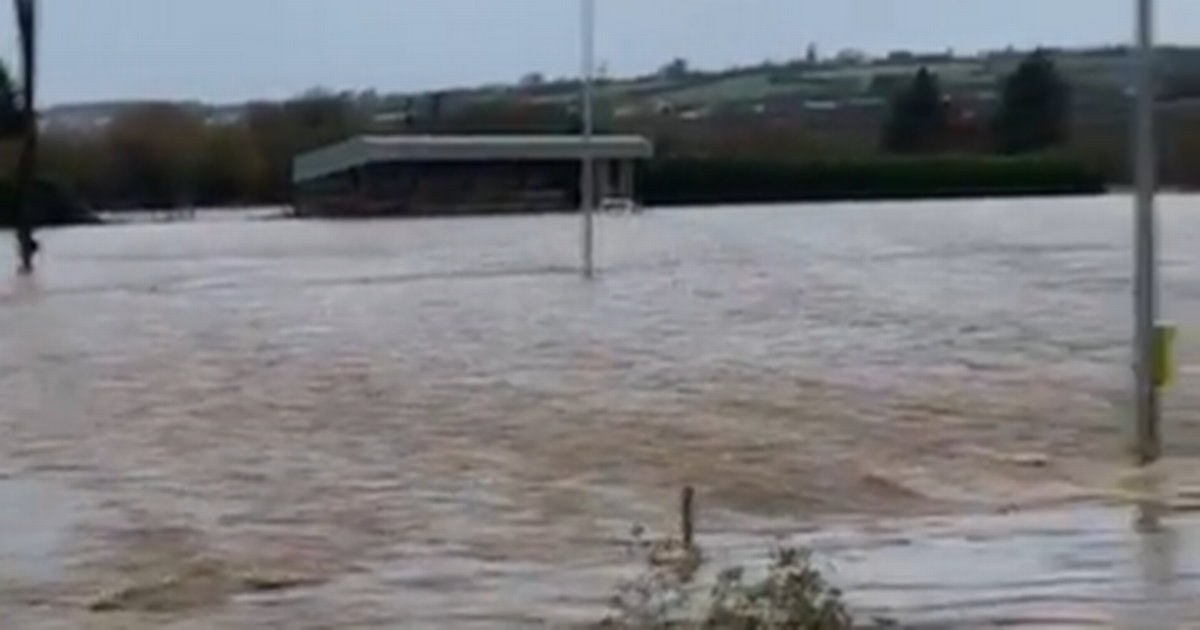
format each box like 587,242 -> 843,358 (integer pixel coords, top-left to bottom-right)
4,195 -> 1200,627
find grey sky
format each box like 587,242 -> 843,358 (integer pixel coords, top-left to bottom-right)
7,0 -> 1200,104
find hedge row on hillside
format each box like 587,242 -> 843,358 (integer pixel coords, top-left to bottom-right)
0,155 -> 1106,228
638,156 -> 1106,206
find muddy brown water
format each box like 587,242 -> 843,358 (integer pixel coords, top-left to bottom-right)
4,196 -> 1200,627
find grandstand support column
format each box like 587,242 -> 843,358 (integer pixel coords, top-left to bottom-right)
617,160 -> 634,200
596,159 -> 611,201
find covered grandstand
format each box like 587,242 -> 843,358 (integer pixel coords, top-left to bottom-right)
291,134 -> 654,217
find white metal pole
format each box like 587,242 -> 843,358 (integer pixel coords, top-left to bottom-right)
580,0 -> 596,278
1133,0 -> 1160,465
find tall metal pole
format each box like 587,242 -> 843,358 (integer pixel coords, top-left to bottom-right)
12,0 -> 38,274
579,0 -> 596,279
1133,0 -> 1160,465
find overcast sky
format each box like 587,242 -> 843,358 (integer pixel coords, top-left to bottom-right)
4,0 -> 1200,104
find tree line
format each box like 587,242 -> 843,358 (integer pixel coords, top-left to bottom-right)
880,51 -> 1070,155
3,50 -> 1199,210
35,97 -> 368,209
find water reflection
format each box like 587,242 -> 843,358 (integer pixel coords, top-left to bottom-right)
741,500 -> 1195,628
0,478 -> 79,583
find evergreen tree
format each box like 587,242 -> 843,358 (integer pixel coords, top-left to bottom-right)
880,67 -> 949,154
991,51 -> 1071,154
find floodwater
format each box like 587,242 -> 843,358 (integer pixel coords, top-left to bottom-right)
3,195 -> 1200,627
0,478 -> 78,583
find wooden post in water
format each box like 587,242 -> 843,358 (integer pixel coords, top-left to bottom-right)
680,486 -> 695,550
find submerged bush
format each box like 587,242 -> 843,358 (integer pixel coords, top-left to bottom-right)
702,547 -> 852,630
599,526 -> 853,630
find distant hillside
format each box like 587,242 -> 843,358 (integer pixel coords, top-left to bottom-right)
37,45 -> 1200,132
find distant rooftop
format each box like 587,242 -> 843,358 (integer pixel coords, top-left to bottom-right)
293,134 -> 654,184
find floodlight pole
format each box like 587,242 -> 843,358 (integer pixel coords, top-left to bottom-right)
12,0 -> 38,274
1132,0 -> 1160,465
579,0 -> 596,278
